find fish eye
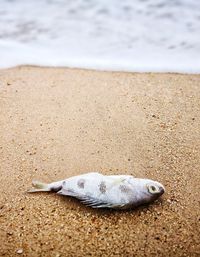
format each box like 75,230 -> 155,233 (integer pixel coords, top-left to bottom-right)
147,184 -> 159,194
151,186 -> 156,191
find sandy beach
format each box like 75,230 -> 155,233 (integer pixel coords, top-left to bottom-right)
0,66 -> 199,256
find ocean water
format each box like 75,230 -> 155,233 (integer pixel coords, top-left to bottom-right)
0,0 -> 200,73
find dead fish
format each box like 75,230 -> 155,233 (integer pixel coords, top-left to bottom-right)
28,172 -> 165,209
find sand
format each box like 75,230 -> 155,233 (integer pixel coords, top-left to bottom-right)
0,66 -> 199,257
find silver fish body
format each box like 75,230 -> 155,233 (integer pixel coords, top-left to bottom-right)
29,172 -> 165,209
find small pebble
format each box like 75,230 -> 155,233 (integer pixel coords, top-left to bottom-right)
16,248 -> 23,254
167,199 -> 172,204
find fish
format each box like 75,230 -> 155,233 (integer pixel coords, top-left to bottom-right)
28,172 -> 165,209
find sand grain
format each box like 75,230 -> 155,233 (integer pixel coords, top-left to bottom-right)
0,66 -> 199,256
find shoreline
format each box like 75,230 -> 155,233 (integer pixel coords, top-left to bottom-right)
0,66 -> 199,256
1,64 -> 200,75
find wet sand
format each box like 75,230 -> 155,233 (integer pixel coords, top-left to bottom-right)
0,66 -> 199,257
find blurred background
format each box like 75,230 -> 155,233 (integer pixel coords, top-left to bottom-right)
0,0 -> 200,72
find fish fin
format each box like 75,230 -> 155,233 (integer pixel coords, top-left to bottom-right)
81,172 -> 103,178
27,187 -> 49,193
27,180 -> 50,193
57,189 -> 121,209
82,197 -> 126,209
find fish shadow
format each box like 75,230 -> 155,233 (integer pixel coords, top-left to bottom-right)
26,190 -> 165,217
58,194 -> 165,216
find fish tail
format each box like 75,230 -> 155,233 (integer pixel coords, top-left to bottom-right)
28,180 -> 50,193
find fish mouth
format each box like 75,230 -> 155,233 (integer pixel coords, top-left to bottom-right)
159,186 -> 165,195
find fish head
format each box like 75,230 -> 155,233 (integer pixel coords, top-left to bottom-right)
145,180 -> 165,200
129,178 -> 165,206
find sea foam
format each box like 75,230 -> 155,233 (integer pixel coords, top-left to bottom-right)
0,0 -> 200,73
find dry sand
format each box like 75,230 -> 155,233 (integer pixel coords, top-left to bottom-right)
0,66 -> 199,257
